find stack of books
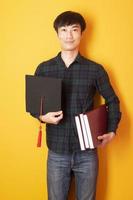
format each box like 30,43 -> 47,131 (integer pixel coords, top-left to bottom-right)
75,104 -> 108,150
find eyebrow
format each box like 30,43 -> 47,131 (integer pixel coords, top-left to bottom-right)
60,24 -> 80,28
70,24 -> 80,28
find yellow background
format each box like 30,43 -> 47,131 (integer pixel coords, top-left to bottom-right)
1,0 -> 133,199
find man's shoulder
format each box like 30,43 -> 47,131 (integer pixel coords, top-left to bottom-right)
38,56 -> 58,68
80,55 -> 105,71
34,55 -> 58,75
80,55 -> 100,66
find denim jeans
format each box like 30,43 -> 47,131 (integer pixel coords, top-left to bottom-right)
47,149 -> 99,200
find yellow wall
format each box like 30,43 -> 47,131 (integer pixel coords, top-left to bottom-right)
1,0 -> 133,199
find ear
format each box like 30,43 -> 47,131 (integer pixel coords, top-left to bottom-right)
56,30 -> 61,39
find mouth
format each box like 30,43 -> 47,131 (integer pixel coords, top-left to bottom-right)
65,41 -> 74,43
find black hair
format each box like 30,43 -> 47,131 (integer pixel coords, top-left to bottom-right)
53,11 -> 86,33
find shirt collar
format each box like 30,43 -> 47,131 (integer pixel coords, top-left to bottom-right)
55,51 -> 84,66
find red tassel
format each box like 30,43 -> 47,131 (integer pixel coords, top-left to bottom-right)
37,97 -> 43,147
37,125 -> 42,147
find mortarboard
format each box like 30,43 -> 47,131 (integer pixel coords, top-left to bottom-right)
25,75 -> 62,147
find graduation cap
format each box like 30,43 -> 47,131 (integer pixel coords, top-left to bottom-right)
25,75 -> 62,147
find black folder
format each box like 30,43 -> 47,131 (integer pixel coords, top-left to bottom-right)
25,75 -> 62,115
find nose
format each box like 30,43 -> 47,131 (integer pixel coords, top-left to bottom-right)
66,30 -> 73,39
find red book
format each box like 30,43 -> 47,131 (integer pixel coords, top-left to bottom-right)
75,105 -> 108,150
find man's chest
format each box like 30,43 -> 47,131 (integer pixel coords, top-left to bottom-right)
39,65 -> 97,99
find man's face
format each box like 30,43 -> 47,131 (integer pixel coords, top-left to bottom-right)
57,24 -> 82,51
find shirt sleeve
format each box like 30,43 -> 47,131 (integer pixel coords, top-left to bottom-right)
95,65 -> 121,133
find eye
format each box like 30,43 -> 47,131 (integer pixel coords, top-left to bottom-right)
73,29 -> 78,31
72,28 -> 80,32
61,28 -> 67,32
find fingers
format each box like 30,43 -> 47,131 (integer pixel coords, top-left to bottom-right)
100,138 -> 109,147
56,113 -> 63,120
40,111 -> 63,124
51,111 -> 63,124
54,110 -> 63,116
98,133 -> 115,140
97,135 -> 105,140
97,133 -> 115,147
97,134 -> 107,147
53,113 -> 63,124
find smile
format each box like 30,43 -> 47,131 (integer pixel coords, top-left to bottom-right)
65,41 -> 74,43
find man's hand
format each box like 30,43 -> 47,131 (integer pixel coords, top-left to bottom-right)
39,110 -> 63,124
97,132 -> 115,147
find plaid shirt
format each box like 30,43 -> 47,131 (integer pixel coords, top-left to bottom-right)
34,52 -> 121,153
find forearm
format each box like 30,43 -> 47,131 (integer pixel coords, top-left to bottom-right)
106,99 -> 121,133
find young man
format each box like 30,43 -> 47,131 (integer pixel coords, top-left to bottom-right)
32,11 -> 121,200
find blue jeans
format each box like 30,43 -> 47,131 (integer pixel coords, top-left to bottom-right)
47,149 -> 99,200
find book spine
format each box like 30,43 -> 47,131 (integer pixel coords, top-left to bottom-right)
75,116 -> 86,151
79,114 -> 90,149
83,115 -> 94,149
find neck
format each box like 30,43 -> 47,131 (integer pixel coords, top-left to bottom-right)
61,50 -> 79,68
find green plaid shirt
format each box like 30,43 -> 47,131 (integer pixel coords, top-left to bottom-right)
33,52 -> 121,153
